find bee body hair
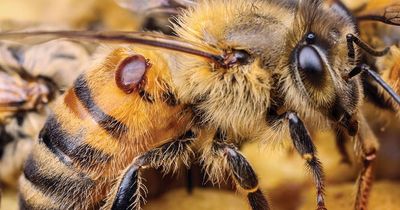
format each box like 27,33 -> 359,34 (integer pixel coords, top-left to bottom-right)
19,47 -> 193,209
12,0 -> 400,209
172,0 -> 360,140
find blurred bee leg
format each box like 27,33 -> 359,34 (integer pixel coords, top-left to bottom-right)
212,129 -> 270,210
110,130 -> 196,210
186,167 -> 194,194
354,115 -> 379,210
362,78 -> 396,111
286,112 -> 326,210
352,64 -> 400,106
346,37 -> 400,106
334,126 -> 352,165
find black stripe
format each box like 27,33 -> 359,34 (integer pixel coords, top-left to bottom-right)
23,155 -> 61,193
7,44 -> 24,64
74,75 -> 128,139
19,195 -> 58,210
0,126 -> 15,158
23,154 -> 93,198
19,194 -> 33,210
39,119 -> 72,166
162,90 -> 179,106
40,116 -> 111,168
139,89 -> 155,103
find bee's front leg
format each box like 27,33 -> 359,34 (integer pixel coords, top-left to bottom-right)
283,112 -> 327,210
334,125 -> 352,165
110,155 -> 148,210
354,114 -> 379,210
107,130 -> 196,210
206,129 -> 270,210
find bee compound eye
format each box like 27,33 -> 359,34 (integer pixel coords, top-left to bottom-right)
115,55 -> 150,94
234,50 -> 251,65
298,46 -> 325,87
299,46 -> 323,74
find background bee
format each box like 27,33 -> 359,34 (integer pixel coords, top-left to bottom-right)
0,39 -> 91,188
115,0 -> 196,35
1,0 -> 400,210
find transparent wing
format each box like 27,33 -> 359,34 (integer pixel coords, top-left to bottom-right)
0,71 -> 29,111
357,1 -> 400,26
115,0 -> 169,13
115,0 -> 196,13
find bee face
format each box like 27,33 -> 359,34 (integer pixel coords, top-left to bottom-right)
173,0 -> 362,130
282,0 -> 362,121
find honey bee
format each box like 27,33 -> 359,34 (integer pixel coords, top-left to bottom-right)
0,67 -> 54,188
1,0 -> 400,210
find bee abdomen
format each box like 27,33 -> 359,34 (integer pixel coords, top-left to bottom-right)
39,115 -> 112,168
23,153 -> 94,196
20,148 -> 97,209
73,75 -> 128,139
19,114 -> 110,209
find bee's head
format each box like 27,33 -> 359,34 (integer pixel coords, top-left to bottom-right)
284,0 -> 362,131
173,0 -> 363,132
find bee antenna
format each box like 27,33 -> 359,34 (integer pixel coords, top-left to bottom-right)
349,64 -> 400,106
347,34 -> 390,57
356,3 -> 400,26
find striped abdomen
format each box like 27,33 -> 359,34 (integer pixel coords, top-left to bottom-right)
19,75 -> 124,210
19,67 -> 188,209
18,47 -> 191,210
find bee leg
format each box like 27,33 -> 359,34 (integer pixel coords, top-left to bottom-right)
348,64 -> 400,105
111,155 -> 148,210
186,167 -> 194,194
354,115 -> 379,210
362,77 -> 396,111
110,130 -> 196,210
212,129 -> 270,210
334,126 -> 352,165
285,112 -> 326,210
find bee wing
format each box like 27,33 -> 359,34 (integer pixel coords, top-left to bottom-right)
115,0 -> 170,13
0,30 -> 223,64
0,41 -> 25,75
115,0 -> 196,14
357,2 -> 400,26
0,71 -> 28,111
